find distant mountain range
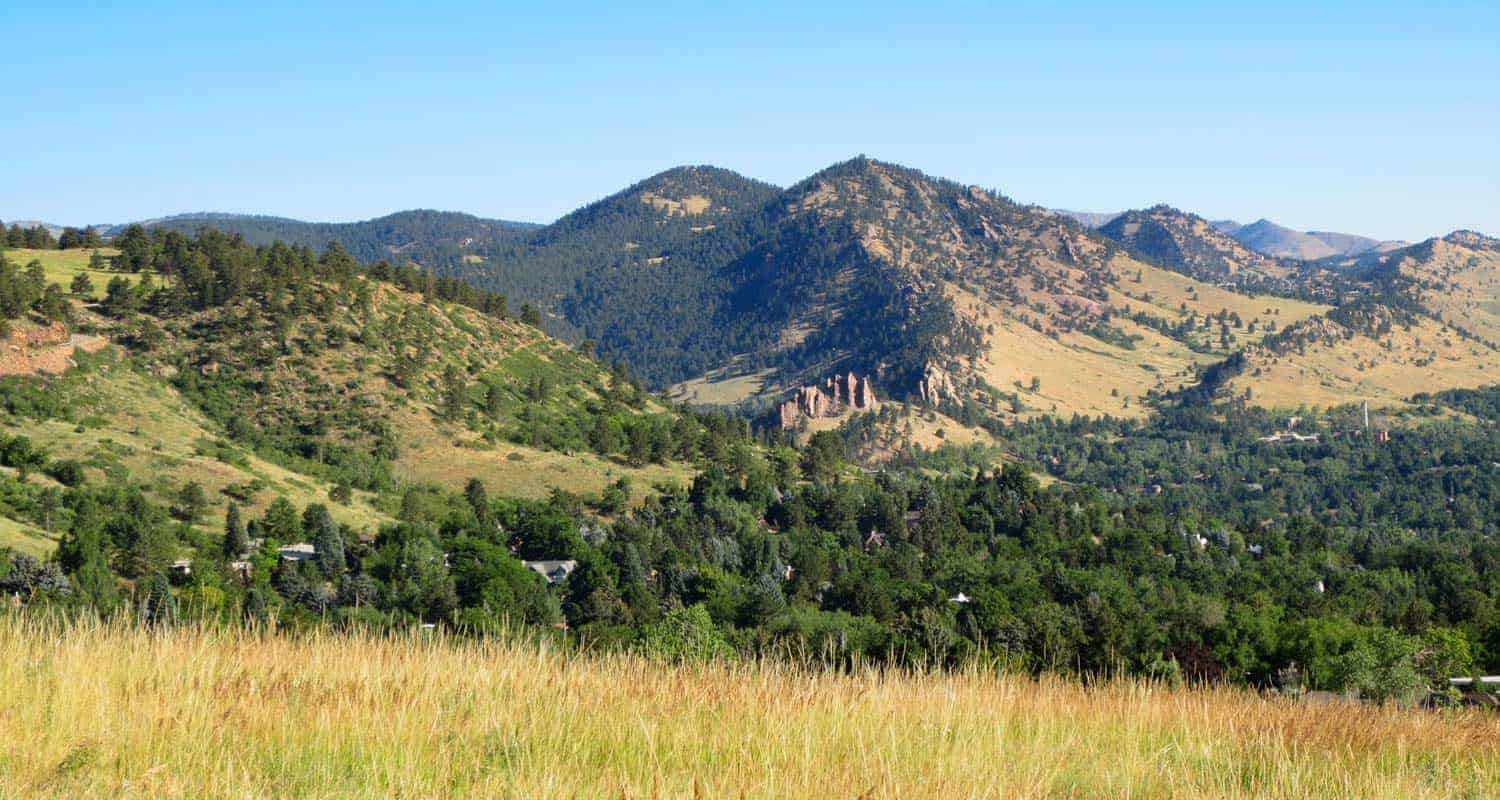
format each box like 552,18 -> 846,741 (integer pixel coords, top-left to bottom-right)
1211,219 -> 1407,260
428,159 -> 1493,417
1052,210 -> 1406,260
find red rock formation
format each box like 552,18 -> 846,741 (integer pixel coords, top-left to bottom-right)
778,373 -> 880,428
917,363 -> 957,406
0,322 -> 105,376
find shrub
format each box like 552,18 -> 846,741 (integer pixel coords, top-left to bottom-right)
639,605 -> 735,663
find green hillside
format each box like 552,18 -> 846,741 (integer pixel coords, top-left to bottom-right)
0,231 -> 758,566
123,210 -> 537,274
0,225 -> 1495,710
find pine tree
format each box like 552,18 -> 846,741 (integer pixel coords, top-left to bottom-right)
484,382 -> 504,420
305,504 -> 344,578
441,365 -> 467,421
262,497 -> 301,541
223,502 -> 248,558
138,572 -> 178,627
464,478 -> 492,529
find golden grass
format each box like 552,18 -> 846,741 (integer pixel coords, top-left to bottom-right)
668,366 -> 777,406
640,192 -> 712,216
392,408 -> 691,501
1110,256 -> 1330,350
17,365 -> 389,535
1233,314 -> 1500,411
3,247 -> 127,300
949,284 -> 1212,420
0,515 -> 56,557
0,616 -> 1494,799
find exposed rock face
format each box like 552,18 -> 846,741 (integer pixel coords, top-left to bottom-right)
917,363 -> 958,406
0,321 -> 106,376
778,372 -> 879,428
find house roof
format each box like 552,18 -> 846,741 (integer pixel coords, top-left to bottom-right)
277,543 -> 317,560
523,559 -> 578,584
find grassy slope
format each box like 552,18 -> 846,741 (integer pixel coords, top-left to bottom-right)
1232,239 -> 1500,411
0,276 -> 701,542
3,247 -> 127,300
310,287 -> 694,500
1,617 -> 1494,799
1234,315 -> 1500,411
8,354 -> 390,536
0,514 -> 56,557
668,253 -> 1330,424
947,257 -> 1330,419
1401,238 -> 1500,346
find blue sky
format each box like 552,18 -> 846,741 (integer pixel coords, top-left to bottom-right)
2,1 -> 1495,241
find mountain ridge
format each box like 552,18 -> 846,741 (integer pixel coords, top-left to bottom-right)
26,160 -> 1491,420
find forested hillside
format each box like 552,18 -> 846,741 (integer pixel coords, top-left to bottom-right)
120,210 -> 536,274
1098,205 -> 1301,294
0,229 -> 758,570
0,223 -> 1496,705
109,161 -> 1498,433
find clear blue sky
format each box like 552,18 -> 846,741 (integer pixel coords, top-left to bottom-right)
2,1 -> 1495,241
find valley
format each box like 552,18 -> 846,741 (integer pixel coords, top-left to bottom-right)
6,6 -> 1496,796
0,159 -> 1494,783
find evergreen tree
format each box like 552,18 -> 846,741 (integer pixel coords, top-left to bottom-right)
305,504 -> 344,578
441,365 -> 467,422
484,382 -> 504,420
138,572 -> 178,627
176,482 -> 207,522
262,497 -> 301,541
223,502 -> 248,558
464,478 -> 492,529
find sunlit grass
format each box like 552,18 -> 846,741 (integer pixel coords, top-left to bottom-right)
1,247 -> 125,300
0,615 -> 1494,798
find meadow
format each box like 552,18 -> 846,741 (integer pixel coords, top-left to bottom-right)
3,247 -> 124,300
0,615 -> 1494,799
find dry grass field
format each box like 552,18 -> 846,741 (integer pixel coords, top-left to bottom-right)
392,406 -> 692,502
0,616 -> 1494,799
0,514 -> 56,557
1232,314 -> 1500,410
13,357 -> 390,538
2,247 -> 127,300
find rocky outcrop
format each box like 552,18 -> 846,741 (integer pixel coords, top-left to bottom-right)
917,363 -> 959,406
0,321 -> 106,376
778,372 -> 879,428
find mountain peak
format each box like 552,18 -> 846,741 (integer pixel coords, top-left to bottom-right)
1443,229 -> 1499,249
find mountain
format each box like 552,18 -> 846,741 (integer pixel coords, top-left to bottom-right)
117,210 -> 538,272
1225,219 -> 1397,260
462,165 -> 782,355
1305,230 -> 1406,257
0,229 -> 749,558
68,160 -> 1494,424
1049,209 -> 1120,228
1228,230 -> 1500,408
452,159 -> 1333,425
1206,218 -> 1406,260
1060,211 -> 1408,262
1096,205 -> 1299,292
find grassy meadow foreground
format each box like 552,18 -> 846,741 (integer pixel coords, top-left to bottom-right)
0,617 -> 1495,799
